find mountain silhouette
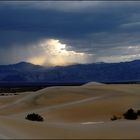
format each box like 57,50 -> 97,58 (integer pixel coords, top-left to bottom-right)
0,60 -> 140,83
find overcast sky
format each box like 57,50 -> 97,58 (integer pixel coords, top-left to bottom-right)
0,1 -> 140,66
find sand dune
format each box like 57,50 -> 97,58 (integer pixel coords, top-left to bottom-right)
83,81 -> 104,87
0,83 -> 140,138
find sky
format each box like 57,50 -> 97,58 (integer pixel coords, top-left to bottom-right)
1,1 -> 140,66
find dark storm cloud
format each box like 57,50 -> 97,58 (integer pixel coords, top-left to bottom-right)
1,1 -> 140,64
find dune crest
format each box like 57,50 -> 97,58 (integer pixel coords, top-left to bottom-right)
83,81 -> 104,87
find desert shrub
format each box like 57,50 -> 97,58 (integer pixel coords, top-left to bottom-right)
111,115 -> 118,121
123,108 -> 138,120
111,115 -> 121,121
25,113 -> 44,122
137,110 -> 140,116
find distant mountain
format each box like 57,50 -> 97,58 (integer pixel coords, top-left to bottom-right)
0,60 -> 140,83
0,62 -> 45,71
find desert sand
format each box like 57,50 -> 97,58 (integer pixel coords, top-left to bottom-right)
0,83 -> 140,139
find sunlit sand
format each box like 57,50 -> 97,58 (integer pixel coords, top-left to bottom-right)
0,83 -> 140,139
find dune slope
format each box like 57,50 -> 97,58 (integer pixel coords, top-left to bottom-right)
0,83 -> 140,139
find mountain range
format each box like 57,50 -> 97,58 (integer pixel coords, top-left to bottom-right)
0,60 -> 140,84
